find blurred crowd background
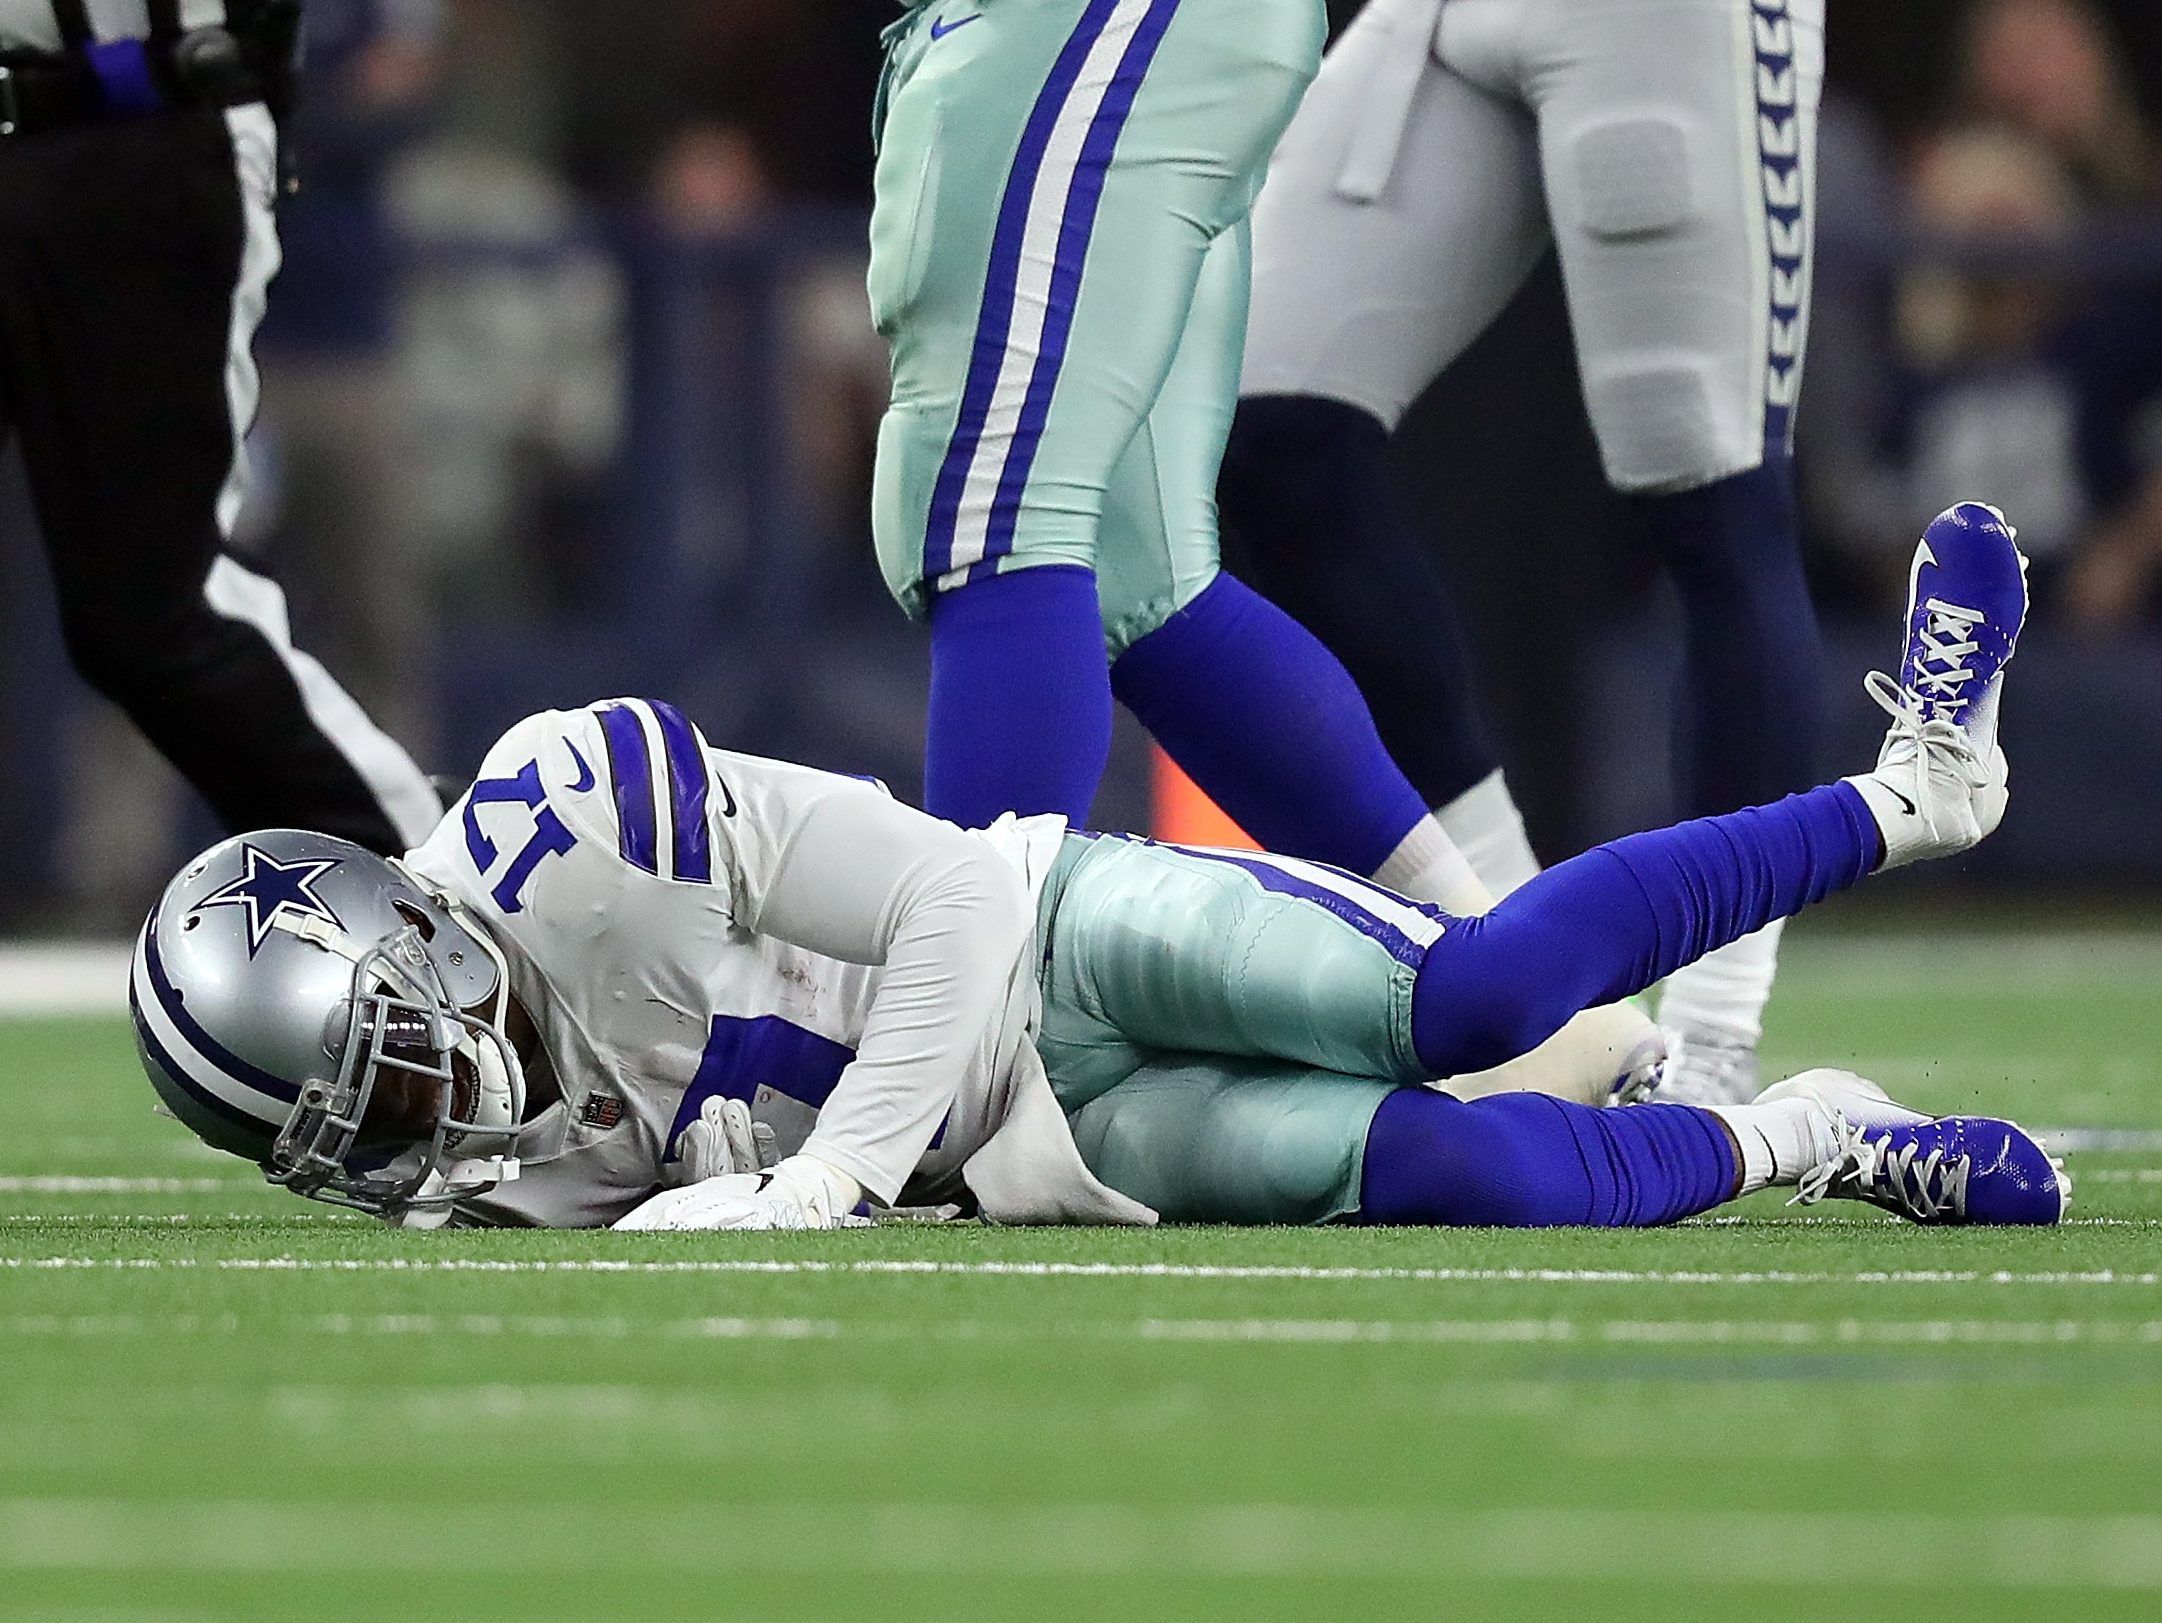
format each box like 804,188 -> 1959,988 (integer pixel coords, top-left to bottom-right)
3,0 -> 2160,933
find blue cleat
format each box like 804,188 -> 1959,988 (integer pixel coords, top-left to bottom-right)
1843,502 -> 2031,870
1767,1070 -> 2070,1226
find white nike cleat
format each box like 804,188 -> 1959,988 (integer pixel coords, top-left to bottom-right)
1760,1069 -> 2072,1226
1754,1067 -> 1930,1127
1843,503 -> 2030,870
1655,1028 -> 1762,1108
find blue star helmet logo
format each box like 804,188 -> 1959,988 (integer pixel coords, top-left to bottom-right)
198,843 -> 346,957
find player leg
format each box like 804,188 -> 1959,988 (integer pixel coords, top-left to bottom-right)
0,110 -> 440,854
1067,1049 -> 2065,1228
1205,0 -> 1664,1098
868,0 -> 1324,827
1097,224 -> 1483,913
1226,0 -> 1554,897
1068,1057 -> 1748,1226
1050,498 -> 2028,1097
1514,0 -> 1829,1098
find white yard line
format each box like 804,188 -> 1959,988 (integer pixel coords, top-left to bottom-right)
3,1256 -> 2158,1285
4,1498 -> 2162,1586
0,1177 -> 254,1195
5,1312 -> 2158,1348
2036,1130 -> 2162,1154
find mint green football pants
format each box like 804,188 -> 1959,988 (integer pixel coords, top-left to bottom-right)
1036,832 -> 1440,1224
869,0 -> 1324,654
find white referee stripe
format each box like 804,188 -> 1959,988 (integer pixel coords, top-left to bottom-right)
198,107 -> 438,849
212,104 -> 280,542
201,556 -> 442,849
4,1257 -> 2157,1286
945,0 -> 1155,576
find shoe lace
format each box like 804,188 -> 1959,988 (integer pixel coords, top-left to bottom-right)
1791,1113 -> 1971,1223
1906,598 -> 1987,720
1863,670 -> 1992,795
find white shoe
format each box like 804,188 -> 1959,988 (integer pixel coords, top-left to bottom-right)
1843,503 -> 2029,870
1656,1028 -> 1762,1108
1754,1067 -> 1928,1127
1443,1002 -> 1665,1107
1762,1070 -> 2071,1227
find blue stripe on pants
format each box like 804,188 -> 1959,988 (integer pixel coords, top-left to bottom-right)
973,0 -> 1186,581
923,0 -> 1121,581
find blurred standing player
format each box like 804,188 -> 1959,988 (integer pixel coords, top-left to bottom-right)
868,0 -> 1660,1103
0,0 -> 439,854
1224,0 -> 1828,1102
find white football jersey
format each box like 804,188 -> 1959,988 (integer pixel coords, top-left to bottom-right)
402,700 -> 1064,1228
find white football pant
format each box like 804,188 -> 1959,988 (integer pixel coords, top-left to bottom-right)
1243,0 -> 1825,494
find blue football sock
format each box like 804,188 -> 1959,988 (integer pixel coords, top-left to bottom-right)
1220,395 -> 1501,806
1353,1088 -> 1739,1228
1630,458 -> 1826,816
1412,781 -> 1879,1076
1111,572 -> 1428,876
924,566 -> 1112,827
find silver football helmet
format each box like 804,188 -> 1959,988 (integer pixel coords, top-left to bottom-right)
131,830 -> 527,1222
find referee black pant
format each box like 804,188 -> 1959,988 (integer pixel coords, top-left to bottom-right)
0,101 -> 439,856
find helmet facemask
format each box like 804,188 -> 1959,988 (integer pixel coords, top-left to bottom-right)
269,913 -> 526,1221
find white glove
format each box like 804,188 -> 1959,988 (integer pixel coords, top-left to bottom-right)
616,1154 -> 865,1232
665,1096 -> 776,1188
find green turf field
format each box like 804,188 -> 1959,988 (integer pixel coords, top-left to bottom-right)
3,920 -> 2160,1622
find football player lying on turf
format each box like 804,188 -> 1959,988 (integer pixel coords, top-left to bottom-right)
133,505 -> 2068,1231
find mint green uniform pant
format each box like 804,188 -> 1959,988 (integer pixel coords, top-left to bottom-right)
869,0 -> 1323,654
1036,832 -> 1441,1223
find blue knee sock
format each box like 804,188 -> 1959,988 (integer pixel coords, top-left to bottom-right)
924,566 -> 1111,827
1111,572 -> 1428,875
1354,1088 -> 1739,1228
1220,396 -> 1501,806
1412,782 -> 1879,1076
1630,458 -> 1826,816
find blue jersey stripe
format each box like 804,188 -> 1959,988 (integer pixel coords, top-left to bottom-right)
980,0 -> 1182,568
1141,837 -> 1446,968
141,926 -> 300,1105
922,0 -> 1120,581
646,700 -> 713,885
597,705 -> 660,876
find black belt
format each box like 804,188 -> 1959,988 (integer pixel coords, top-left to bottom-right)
0,31 -> 278,140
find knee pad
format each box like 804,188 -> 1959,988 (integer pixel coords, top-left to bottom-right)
1561,117 -> 1784,492
1584,363 -> 1754,494
1441,1001 -> 1666,1107
1570,117 -> 1698,243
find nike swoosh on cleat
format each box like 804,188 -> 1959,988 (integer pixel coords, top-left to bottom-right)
565,742 -> 596,794
928,12 -> 982,39
1886,785 -> 1918,817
